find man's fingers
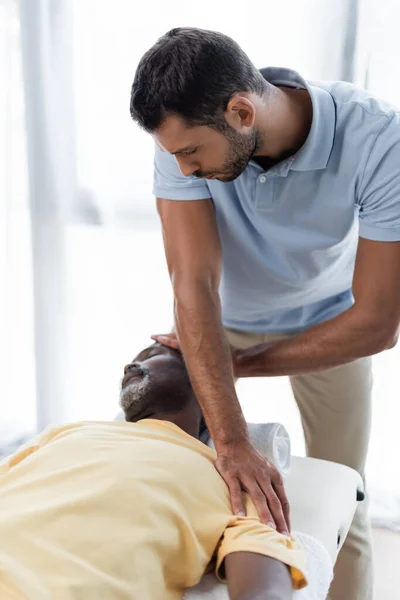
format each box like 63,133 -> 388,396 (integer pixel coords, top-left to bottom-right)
226,478 -> 246,518
244,482 -> 275,529
257,475 -> 289,536
272,471 -> 291,533
214,446 -> 291,538
151,334 -> 180,349
267,489 -> 288,536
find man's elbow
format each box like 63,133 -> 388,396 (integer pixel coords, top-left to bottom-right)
370,321 -> 399,353
384,326 -> 399,350
353,305 -> 399,355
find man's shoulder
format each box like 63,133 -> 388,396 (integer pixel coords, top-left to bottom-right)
311,79 -> 400,158
312,79 -> 399,123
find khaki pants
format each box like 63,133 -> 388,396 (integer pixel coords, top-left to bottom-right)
225,328 -> 373,600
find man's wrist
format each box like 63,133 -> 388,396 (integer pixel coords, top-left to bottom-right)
213,422 -> 250,450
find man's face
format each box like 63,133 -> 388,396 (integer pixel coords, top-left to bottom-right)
154,114 -> 260,183
120,343 -> 192,420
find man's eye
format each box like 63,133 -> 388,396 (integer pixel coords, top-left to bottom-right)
145,349 -> 164,359
183,149 -> 196,156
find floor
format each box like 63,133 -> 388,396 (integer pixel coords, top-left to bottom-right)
373,528 -> 399,599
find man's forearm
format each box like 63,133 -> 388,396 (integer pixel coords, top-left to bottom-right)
225,553 -> 293,600
174,285 -> 248,446
236,305 -> 397,378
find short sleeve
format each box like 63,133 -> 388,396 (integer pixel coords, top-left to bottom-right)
358,113 -> 400,242
216,516 -> 308,591
152,145 -> 211,201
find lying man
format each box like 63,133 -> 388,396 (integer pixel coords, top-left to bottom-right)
0,343 -> 307,600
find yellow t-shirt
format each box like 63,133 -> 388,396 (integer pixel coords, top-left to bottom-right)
0,420 -> 307,599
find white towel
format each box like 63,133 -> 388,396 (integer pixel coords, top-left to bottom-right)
184,531 -> 333,600
207,422 -> 292,476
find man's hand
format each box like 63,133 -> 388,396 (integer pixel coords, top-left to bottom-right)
215,440 -> 291,536
151,332 -> 180,350
152,333 -> 244,375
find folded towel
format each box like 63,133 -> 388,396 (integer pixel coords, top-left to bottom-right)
184,531 -> 333,600
207,422 -> 291,476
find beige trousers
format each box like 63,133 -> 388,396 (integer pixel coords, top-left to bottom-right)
225,328 -> 373,600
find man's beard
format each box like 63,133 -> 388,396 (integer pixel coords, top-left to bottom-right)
120,371 -> 151,417
196,127 -> 263,182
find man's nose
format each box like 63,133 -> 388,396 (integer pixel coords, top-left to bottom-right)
176,157 -> 198,178
124,362 -> 139,375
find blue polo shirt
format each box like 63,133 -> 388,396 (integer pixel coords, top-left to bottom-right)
153,67 -> 400,333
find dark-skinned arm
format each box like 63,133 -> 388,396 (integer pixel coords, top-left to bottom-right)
156,197 -> 290,534
235,238 -> 400,377
225,552 -> 292,600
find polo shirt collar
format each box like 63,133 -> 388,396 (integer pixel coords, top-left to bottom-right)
259,67 -> 336,173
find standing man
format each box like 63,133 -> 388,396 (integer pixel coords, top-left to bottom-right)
130,28 -> 400,600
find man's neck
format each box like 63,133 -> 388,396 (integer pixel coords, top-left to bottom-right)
255,85 -> 313,163
145,410 -> 201,440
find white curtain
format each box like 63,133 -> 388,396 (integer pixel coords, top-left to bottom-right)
18,0 -> 78,429
1,0 -> 399,528
352,0 -> 400,531
1,0 -> 36,442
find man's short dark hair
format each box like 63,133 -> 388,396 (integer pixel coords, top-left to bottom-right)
130,27 -> 267,132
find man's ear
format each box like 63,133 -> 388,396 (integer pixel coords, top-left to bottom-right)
225,96 -> 256,131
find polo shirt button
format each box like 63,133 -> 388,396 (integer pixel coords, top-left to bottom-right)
259,175 -> 266,183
